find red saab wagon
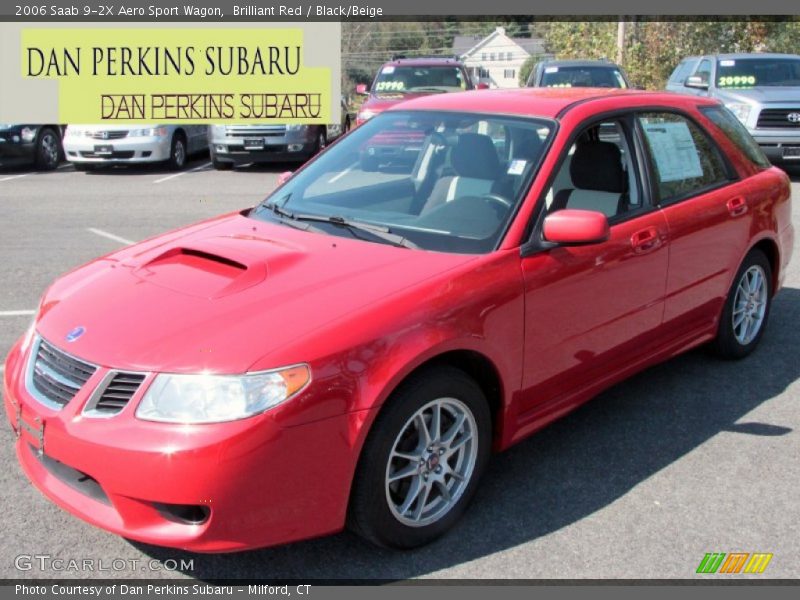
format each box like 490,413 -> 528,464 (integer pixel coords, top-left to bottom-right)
3,89 -> 793,552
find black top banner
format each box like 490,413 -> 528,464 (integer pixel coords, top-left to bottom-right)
2,0 -> 799,21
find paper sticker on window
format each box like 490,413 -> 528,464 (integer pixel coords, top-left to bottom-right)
507,159 -> 527,175
642,121 -> 703,183
719,59 -> 736,67
382,66 -> 395,74
544,66 -> 559,73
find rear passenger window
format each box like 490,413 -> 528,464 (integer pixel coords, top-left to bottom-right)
700,106 -> 771,169
637,112 -> 729,204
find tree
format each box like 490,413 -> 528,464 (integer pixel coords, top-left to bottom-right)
519,55 -> 537,87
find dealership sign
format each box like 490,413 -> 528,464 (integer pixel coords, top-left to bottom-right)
10,27 -> 337,124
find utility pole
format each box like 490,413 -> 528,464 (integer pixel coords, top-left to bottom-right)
616,20 -> 626,65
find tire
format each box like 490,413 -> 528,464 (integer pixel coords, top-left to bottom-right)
35,127 -> 61,170
212,157 -> 233,170
314,129 -> 327,154
167,132 -> 187,170
348,366 -> 492,549
712,248 -> 772,359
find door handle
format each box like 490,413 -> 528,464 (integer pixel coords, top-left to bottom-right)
727,196 -> 748,217
631,226 -> 661,254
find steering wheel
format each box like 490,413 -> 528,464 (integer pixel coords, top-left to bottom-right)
480,193 -> 512,209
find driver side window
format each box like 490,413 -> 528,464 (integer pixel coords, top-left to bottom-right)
544,120 -> 640,221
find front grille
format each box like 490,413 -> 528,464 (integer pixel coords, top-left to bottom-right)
89,130 -> 129,139
226,126 -> 286,137
756,108 -> 800,129
88,372 -> 146,415
29,337 -> 97,409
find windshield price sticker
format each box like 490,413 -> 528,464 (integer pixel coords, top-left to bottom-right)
375,81 -> 405,91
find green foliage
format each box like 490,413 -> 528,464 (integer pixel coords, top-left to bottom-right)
519,56 -> 537,87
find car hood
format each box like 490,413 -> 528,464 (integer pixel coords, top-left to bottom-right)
36,213 -> 473,374
715,86 -> 800,104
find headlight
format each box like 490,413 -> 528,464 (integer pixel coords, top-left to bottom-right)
725,103 -> 752,125
358,109 -> 377,122
129,127 -> 168,137
20,127 -> 36,142
210,124 -> 227,136
136,365 -> 311,424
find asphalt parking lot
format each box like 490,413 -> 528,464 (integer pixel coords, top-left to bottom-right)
0,159 -> 798,581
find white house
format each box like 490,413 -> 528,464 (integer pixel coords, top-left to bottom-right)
453,26 -> 548,89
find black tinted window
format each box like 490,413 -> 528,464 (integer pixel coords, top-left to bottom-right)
637,112 -> 730,203
701,106 -> 771,169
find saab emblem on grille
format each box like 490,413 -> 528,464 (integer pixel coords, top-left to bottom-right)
65,326 -> 85,342
788,113 -> 800,123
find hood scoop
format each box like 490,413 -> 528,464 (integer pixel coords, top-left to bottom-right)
132,244 -> 268,299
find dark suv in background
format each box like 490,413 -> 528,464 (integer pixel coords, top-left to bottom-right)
0,124 -> 63,170
666,53 -> 800,164
526,59 -> 631,88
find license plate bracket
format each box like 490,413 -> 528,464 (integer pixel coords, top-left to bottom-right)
14,404 -> 45,457
782,146 -> 800,159
243,137 -> 264,150
94,144 -> 114,155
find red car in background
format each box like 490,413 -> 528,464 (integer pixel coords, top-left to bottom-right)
4,88 -> 793,552
355,56 -> 485,126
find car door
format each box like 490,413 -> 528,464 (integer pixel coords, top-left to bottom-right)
635,110 -> 750,337
517,117 -> 669,417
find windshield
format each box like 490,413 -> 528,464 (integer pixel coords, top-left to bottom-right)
716,58 -> 800,87
372,66 -> 468,93
540,66 -> 628,88
251,110 -> 554,254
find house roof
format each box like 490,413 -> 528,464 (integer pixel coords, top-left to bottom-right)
453,29 -> 546,59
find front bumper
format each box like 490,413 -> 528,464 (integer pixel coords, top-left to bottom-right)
209,133 -> 316,165
3,336 -> 363,552
63,135 -> 171,164
0,134 -> 37,167
750,130 -> 800,163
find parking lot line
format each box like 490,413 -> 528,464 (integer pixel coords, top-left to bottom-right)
87,228 -> 135,245
0,174 -> 30,182
153,161 -> 211,184
0,310 -> 35,316
58,163 -> 73,169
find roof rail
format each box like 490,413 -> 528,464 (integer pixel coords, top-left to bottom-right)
391,54 -> 460,62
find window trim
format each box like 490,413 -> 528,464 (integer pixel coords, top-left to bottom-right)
520,109 -> 657,258
633,108 -> 739,209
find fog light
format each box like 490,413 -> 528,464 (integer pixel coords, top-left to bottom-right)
215,145 -> 226,152
288,144 -> 303,152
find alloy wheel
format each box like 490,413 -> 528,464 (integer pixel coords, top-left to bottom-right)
732,265 -> 768,345
385,397 -> 478,527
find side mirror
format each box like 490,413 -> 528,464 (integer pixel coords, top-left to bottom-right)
277,171 -> 293,186
355,84 -> 369,95
684,75 -> 709,90
543,209 -> 610,245
476,82 -> 489,90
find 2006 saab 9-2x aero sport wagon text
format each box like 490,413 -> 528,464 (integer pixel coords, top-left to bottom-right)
3,88 -> 794,552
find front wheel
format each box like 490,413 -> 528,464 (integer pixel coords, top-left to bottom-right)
167,132 -> 187,170
35,128 -> 61,170
712,248 -> 772,359
348,367 -> 491,549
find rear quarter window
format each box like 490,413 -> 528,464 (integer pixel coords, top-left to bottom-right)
700,106 -> 772,169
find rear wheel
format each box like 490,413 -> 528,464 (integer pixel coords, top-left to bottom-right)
348,367 -> 491,549
712,249 -> 772,359
35,128 -> 60,170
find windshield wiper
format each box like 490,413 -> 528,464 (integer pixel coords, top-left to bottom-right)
254,201 -> 327,234
292,213 -> 419,249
